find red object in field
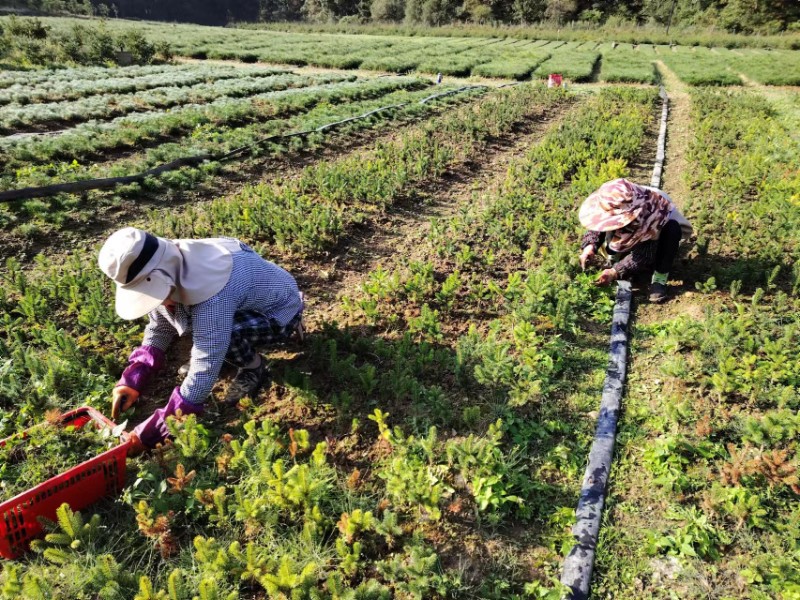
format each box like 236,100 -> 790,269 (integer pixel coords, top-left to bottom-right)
0,407 -> 131,560
548,74 -> 563,88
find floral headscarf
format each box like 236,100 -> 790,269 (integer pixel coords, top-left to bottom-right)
578,179 -> 673,254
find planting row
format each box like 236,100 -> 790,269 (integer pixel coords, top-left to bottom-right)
0,63 -> 290,107
594,88 -> 800,599
0,73 -> 362,170
156,84 -> 570,254
661,46 -> 800,86
686,89 -> 800,282
0,63 -> 197,90
0,71 -> 344,134
0,79 -> 490,235
0,85 -> 659,598
0,75 -> 430,183
337,87 -> 655,435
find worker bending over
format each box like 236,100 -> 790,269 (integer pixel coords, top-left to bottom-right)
98,227 -> 304,453
578,178 -> 692,303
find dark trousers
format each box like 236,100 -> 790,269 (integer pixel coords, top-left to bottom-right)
226,311 -> 302,367
654,220 -> 682,274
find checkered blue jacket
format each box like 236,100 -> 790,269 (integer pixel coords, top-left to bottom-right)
142,243 -> 301,404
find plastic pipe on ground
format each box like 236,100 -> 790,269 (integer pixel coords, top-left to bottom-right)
559,280 -> 632,600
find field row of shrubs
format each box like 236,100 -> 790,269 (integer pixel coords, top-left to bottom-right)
659,45 -> 800,86
0,84 -> 659,599
0,71 -> 350,134
0,63 -> 204,91
0,75 -> 436,181
0,64 -> 292,108
22,17 -> 800,86
156,84 -> 571,253
0,72 -> 359,168
0,80 -> 488,237
591,88 -> 800,598
686,90 -> 800,277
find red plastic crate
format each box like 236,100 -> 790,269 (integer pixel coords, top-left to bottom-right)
0,406 -> 131,560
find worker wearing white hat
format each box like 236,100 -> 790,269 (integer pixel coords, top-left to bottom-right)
98,227 -> 304,453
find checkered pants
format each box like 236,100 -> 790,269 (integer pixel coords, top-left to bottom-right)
225,310 -> 302,367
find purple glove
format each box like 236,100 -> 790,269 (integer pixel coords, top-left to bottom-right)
118,345 -> 166,393
132,387 -> 204,448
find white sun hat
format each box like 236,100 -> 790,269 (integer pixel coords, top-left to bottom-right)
98,227 -> 173,320
98,227 -> 239,320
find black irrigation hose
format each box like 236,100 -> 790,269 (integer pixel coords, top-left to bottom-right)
560,86 -> 670,600
0,84 -> 488,203
559,280 -> 633,600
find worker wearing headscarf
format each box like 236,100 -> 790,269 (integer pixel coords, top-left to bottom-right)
98,227 -> 304,453
578,179 -> 692,302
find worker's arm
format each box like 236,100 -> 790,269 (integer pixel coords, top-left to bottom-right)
180,295 -> 236,405
580,231 -> 605,270
141,306 -> 179,351
112,309 -> 176,419
130,296 -> 236,449
581,230 -> 604,251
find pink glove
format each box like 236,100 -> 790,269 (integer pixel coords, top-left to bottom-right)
118,345 -> 166,392
132,387 -> 204,449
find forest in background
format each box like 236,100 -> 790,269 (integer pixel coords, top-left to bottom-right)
0,0 -> 798,34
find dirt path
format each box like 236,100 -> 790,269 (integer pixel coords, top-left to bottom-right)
654,60 -> 692,211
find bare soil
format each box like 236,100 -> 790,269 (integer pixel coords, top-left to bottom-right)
654,61 -> 692,211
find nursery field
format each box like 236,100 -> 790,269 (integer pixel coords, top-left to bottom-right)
0,61 -> 494,252
0,79 -> 649,599
8,17 -> 800,87
1,24 -> 800,600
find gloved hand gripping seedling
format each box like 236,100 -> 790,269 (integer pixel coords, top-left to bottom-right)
111,345 -> 165,421
128,387 -> 204,455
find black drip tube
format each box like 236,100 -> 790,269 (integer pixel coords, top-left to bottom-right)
559,280 -> 632,600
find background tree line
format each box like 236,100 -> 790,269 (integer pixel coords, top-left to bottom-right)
0,0 -> 797,34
